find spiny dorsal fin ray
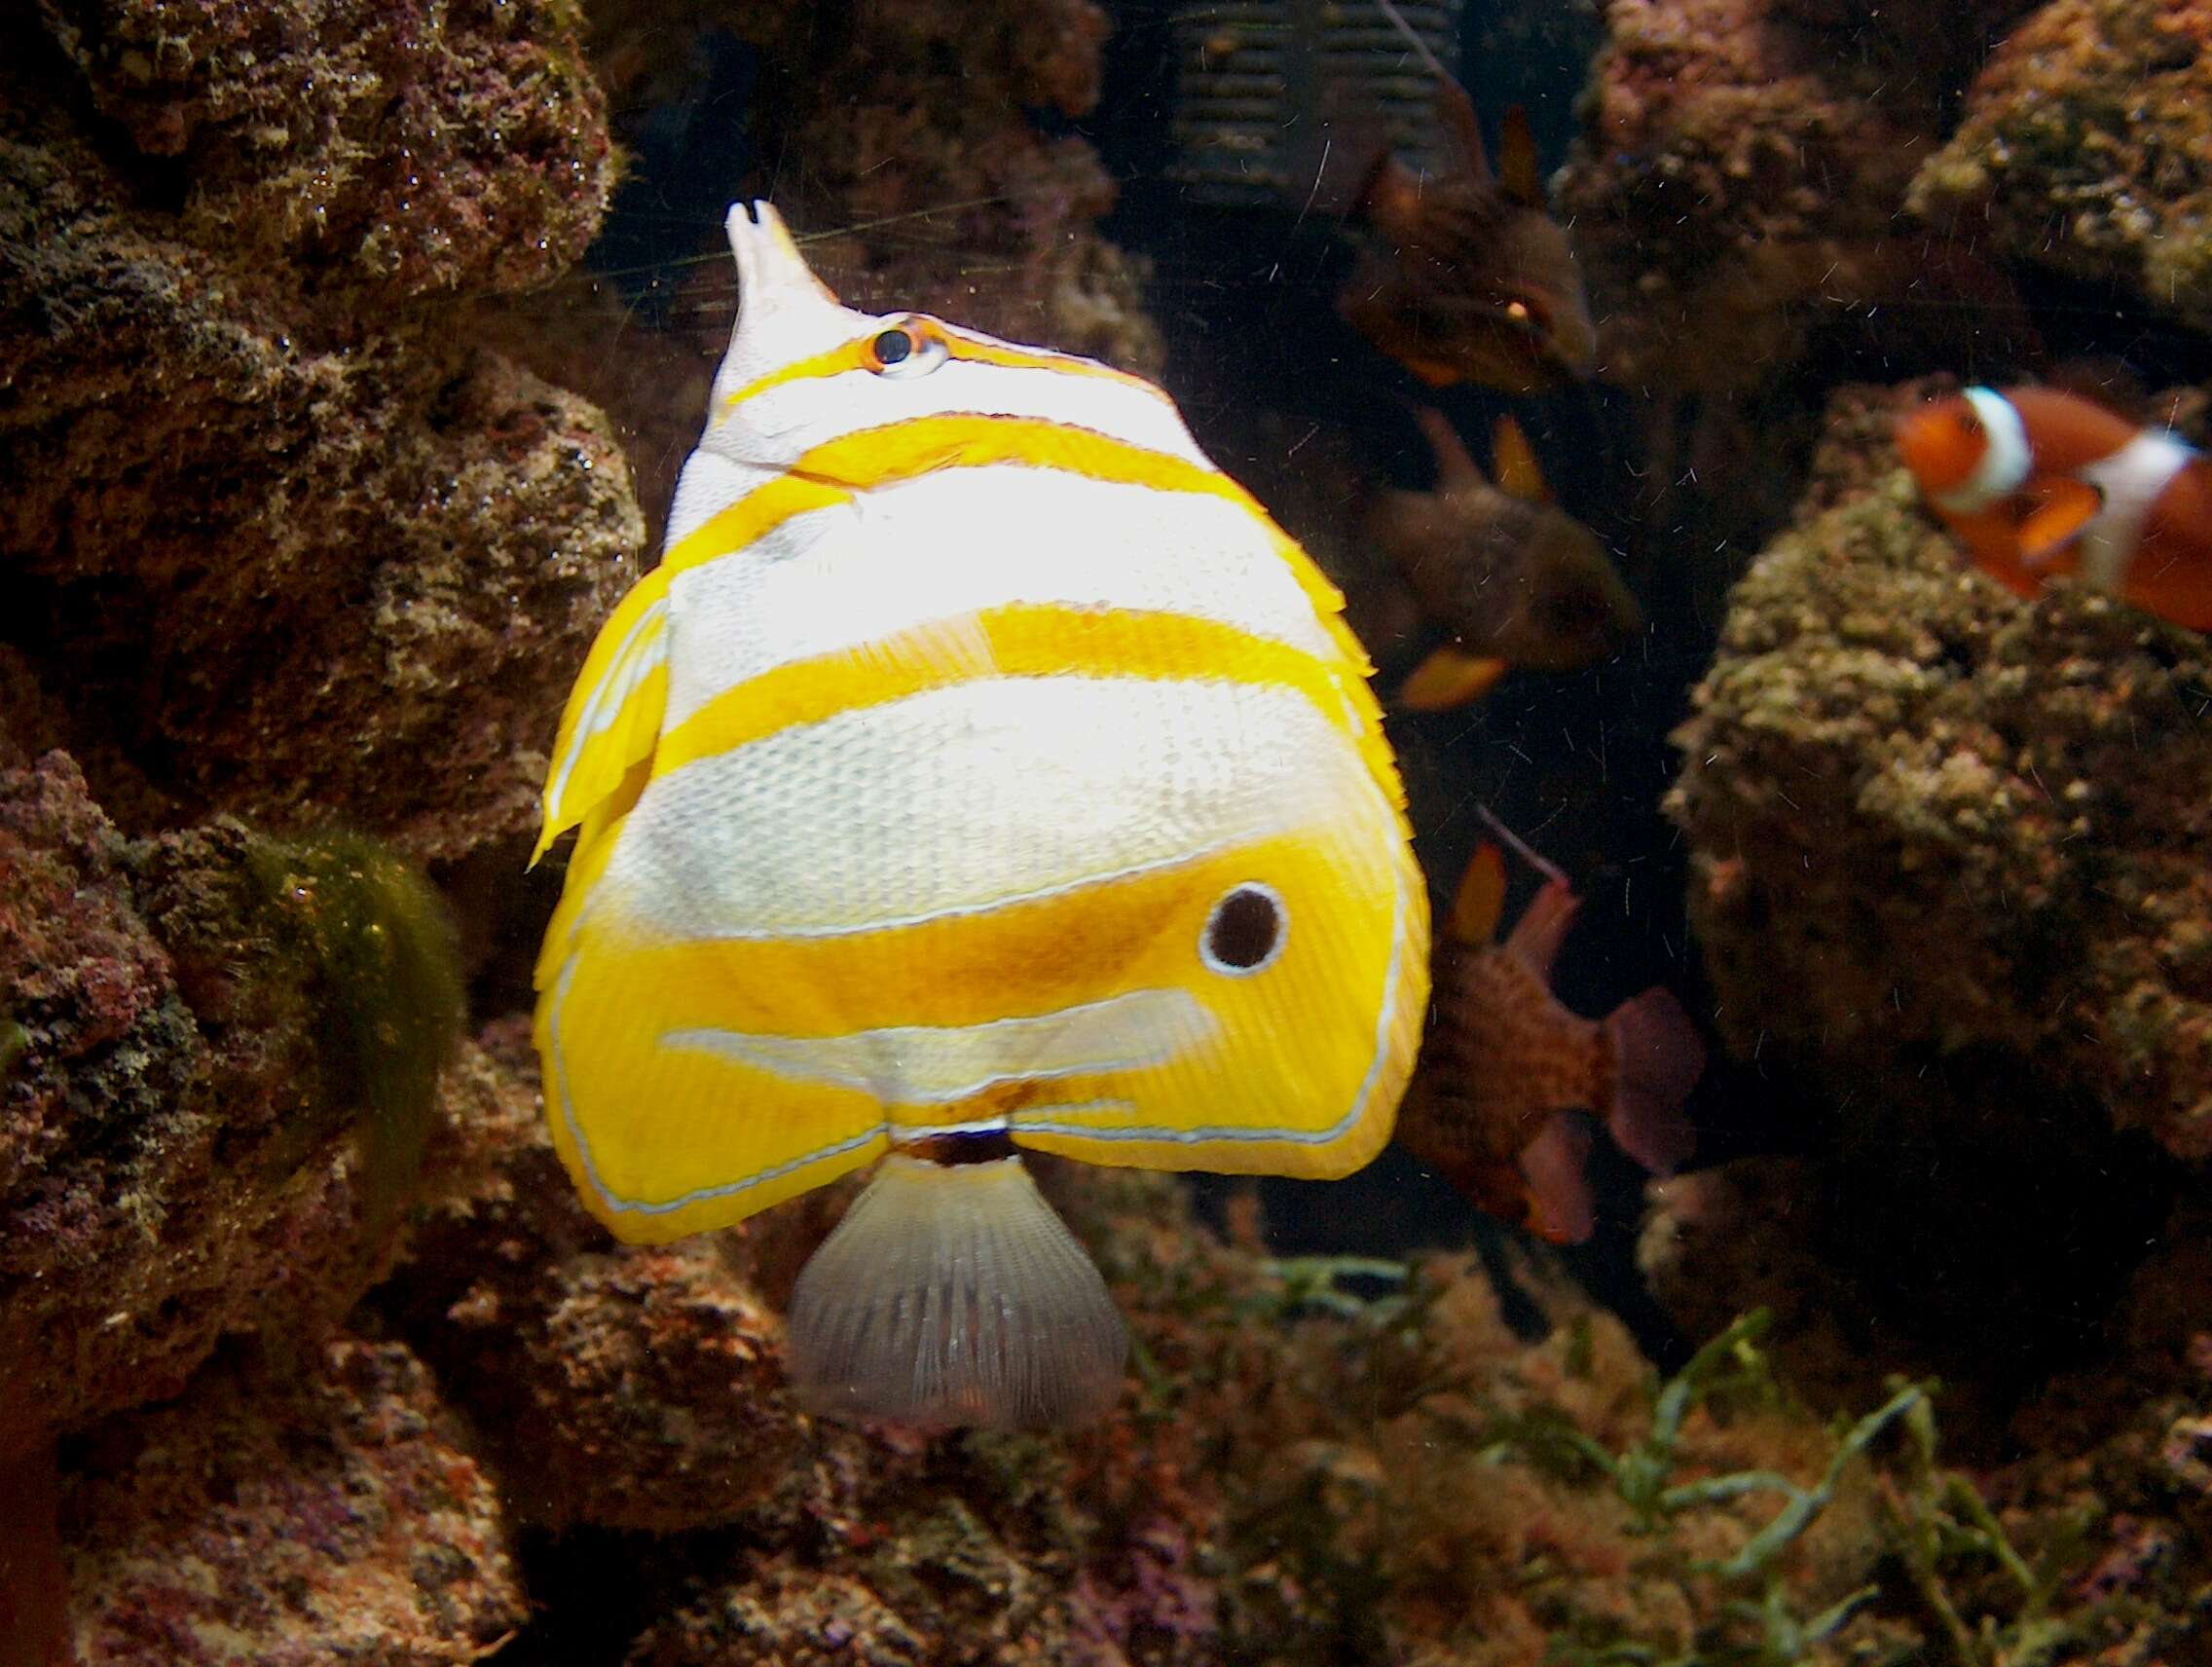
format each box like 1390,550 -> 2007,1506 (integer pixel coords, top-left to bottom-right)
1498,106 -> 1543,208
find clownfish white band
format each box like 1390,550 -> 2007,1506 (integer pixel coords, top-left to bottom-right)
1934,387 -> 2033,516
2076,428 -> 2198,591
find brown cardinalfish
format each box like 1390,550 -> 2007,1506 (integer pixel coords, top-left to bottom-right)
1368,407 -> 1640,710
1331,0 -> 1598,394
1394,816 -> 1702,1244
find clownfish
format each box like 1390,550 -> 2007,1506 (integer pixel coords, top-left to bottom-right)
1392,827 -> 1701,1244
533,204 -> 1429,1430
1898,385 -> 2212,631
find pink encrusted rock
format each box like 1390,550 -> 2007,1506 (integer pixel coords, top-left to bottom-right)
1553,0 -> 2039,391
0,752 -> 486,1463
0,56 -> 640,863
387,1024 -> 807,1533
34,0 -> 615,301
64,1336 -> 525,1667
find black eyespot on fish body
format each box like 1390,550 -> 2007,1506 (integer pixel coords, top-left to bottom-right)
1201,883 -> 1286,975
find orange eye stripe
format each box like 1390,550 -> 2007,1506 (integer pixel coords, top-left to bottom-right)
718,321 -> 1165,415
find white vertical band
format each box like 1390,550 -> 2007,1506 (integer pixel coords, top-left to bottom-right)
1934,388 -> 2032,515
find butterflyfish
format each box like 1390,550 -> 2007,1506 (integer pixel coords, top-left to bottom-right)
1372,409 -> 1640,711
1393,825 -> 1701,1243
532,204 -> 1430,1430
1898,385 -> 2212,631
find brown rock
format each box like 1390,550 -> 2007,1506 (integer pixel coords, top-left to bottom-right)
64,1336 -> 525,1666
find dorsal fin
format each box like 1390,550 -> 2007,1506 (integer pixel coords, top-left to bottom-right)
1490,415 -> 1551,501
1435,78 -> 1490,181
1497,106 -> 1543,207
1449,842 -> 1508,945
1415,406 -> 1486,494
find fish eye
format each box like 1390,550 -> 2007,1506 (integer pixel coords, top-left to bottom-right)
1199,883 -> 1286,976
1956,408 -> 1983,438
867,318 -> 947,379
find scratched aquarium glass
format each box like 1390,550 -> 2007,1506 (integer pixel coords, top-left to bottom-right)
3,0 -> 2210,1662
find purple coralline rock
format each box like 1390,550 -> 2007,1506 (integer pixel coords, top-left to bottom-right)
387,1023 -> 807,1533
64,1335 -> 525,1666
0,28 -> 639,862
34,0 -> 614,300
0,751 -> 488,1462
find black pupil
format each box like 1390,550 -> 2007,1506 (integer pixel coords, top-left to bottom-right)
874,326 -> 913,365
1208,887 -> 1280,970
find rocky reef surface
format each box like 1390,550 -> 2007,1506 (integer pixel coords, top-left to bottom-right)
1553,0 -> 2043,396
6,0 -> 2212,1661
1910,0 -> 2212,335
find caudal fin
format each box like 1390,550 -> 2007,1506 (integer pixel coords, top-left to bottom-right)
786,1153 -> 1127,1430
1603,988 -> 1704,1175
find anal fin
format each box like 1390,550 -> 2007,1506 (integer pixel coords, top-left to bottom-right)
1398,645 -> 1509,710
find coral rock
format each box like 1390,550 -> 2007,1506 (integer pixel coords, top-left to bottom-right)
34,0 -> 614,301
64,1336 -> 525,1666
1555,0 -> 2038,391
0,47 -> 640,861
1911,0 -> 2212,332
387,1027 -> 806,1533
1670,384 -> 2212,1163
0,754 -> 468,1461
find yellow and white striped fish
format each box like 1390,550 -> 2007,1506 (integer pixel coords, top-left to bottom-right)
533,203 -> 1429,1430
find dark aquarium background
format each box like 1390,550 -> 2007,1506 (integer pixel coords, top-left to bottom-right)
3,0 -> 2211,1663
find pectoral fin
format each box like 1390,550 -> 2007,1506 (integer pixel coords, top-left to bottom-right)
2017,476 -> 2101,572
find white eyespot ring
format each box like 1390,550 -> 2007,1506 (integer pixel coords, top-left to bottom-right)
867,318 -> 948,380
1198,882 -> 1287,977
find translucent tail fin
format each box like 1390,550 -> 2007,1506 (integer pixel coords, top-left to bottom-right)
786,1153 -> 1127,1430
1604,987 -> 1704,1176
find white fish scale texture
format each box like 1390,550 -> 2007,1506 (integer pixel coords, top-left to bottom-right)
660,468 -> 1337,726
669,357 -> 1210,551
606,677 -> 1361,939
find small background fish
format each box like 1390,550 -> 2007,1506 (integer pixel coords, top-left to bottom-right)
1394,831 -> 1703,1244
1371,407 -> 1641,708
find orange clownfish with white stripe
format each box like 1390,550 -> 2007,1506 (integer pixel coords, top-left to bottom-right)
533,204 -> 1429,1430
1898,385 -> 2212,630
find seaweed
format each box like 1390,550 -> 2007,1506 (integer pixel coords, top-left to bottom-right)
242,831 -> 465,1233
1531,1312 -> 2087,1667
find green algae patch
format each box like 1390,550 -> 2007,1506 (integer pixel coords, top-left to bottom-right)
241,830 -> 464,1233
